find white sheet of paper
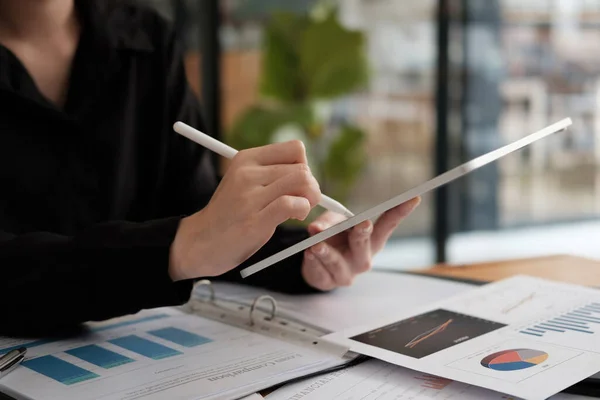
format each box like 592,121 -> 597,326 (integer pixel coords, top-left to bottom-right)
265,358 -> 594,400
198,272 -> 474,333
325,276 -> 600,400
0,308 -> 343,400
237,394 -> 264,400
240,118 -> 572,278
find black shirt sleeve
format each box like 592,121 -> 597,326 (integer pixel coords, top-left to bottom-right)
0,5 -> 316,338
156,13 -> 318,295
0,218 -> 193,337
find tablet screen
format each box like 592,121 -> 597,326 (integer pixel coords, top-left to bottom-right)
240,118 -> 572,278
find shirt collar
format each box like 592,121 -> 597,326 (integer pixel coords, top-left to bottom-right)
0,0 -> 156,116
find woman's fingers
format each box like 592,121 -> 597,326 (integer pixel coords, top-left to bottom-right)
348,220 -> 373,274
260,168 -> 321,210
302,251 -> 336,291
309,243 -> 354,286
307,211 -> 346,235
371,197 -> 421,253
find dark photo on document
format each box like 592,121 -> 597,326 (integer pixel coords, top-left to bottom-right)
351,309 -> 506,359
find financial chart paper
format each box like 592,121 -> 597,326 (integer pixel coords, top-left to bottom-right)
326,276 -> 600,400
0,308 -> 342,400
265,358 -> 586,400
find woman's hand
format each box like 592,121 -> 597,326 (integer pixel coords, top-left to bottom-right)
301,197 -> 421,291
169,140 -> 321,281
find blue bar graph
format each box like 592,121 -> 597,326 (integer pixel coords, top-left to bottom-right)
526,328 -> 545,333
549,320 -> 587,328
566,313 -> 600,323
563,315 -> 597,324
583,305 -> 600,312
520,302 -> 600,338
520,330 -> 542,337
571,310 -> 592,315
539,323 -> 593,334
23,356 -> 99,385
553,317 -> 586,326
109,335 -> 182,360
535,325 -> 564,332
148,327 -> 212,348
66,345 -> 134,369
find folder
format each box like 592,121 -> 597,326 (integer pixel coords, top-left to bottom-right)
0,283 -> 352,400
0,273 -> 471,400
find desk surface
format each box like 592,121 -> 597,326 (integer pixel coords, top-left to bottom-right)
412,254 -> 600,286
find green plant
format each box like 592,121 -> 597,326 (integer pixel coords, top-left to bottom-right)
228,3 -> 369,220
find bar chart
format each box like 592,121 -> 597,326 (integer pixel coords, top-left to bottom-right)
148,327 -> 212,348
66,345 -> 134,369
519,302 -> 600,338
22,356 -> 100,386
108,335 -> 183,360
21,326 -> 213,385
1,308 -> 342,400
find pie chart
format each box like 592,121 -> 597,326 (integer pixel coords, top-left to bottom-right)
481,349 -> 548,371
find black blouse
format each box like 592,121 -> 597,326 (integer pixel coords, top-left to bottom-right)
0,0 -> 312,337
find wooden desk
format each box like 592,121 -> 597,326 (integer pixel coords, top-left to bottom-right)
412,255 -> 600,286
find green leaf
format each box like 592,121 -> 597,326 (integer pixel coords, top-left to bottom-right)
259,12 -> 310,102
321,125 -> 367,201
226,105 -> 314,150
300,14 -> 369,99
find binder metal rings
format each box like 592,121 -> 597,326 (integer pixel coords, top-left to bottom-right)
193,279 -> 215,302
249,295 -> 278,326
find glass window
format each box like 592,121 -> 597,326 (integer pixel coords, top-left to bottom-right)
220,0 -> 437,247
136,0 -> 600,268
498,0 -> 600,227
448,0 -> 600,263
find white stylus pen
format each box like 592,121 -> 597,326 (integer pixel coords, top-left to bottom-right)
173,121 -> 355,218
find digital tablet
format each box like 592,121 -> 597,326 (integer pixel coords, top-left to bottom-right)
240,118 -> 573,278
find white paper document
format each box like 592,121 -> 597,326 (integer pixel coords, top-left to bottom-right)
325,276 -> 600,400
237,395 -> 264,400
0,308 -> 343,400
265,358 -> 593,400
199,272 -> 473,333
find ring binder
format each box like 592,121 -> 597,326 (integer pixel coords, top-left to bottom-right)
249,295 -> 278,326
184,280 -> 352,358
192,279 -> 215,302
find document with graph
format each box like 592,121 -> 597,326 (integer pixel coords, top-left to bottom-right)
0,307 -> 347,400
264,358 -> 586,400
326,275 -> 600,400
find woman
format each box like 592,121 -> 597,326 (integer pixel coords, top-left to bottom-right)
0,0 -> 419,337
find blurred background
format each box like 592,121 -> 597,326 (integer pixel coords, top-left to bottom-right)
141,0 -> 600,270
